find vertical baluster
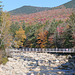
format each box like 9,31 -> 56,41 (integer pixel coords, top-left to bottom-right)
39,48 -> 40,52
33,48 -> 34,52
36,48 -> 37,53
46,48 -> 47,53
26,48 -> 27,52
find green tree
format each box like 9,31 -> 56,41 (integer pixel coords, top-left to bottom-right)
10,22 -> 20,37
22,20 -> 25,30
66,13 -> 75,48
64,25 -> 74,48
24,26 -> 37,48
47,19 -> 63,48
0,1 -> 2,11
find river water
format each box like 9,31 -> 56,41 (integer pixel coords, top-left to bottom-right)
15,55 -> 75,75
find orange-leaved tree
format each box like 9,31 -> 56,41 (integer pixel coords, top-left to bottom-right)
37,30 -> 48,48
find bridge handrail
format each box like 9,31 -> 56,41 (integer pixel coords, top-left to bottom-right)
6,48 -> 75,53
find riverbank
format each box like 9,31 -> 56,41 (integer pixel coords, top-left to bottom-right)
0,52 -> 75,75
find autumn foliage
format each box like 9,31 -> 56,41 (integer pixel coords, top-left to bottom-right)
37,31 -> 48,48
0,11 -> 12,49
0,5 -> 75,48
14,26 -> 26,48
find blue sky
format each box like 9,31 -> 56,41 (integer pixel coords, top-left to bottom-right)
1,0 -> 71,11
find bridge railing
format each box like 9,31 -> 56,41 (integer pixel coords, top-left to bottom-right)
5,48 -> 75,56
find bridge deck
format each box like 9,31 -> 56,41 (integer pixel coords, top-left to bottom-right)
7,48 -> 75,53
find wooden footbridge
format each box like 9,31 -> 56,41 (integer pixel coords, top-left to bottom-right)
6,48 -> 75,54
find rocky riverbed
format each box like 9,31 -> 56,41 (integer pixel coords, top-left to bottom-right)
0,52 -> 75,75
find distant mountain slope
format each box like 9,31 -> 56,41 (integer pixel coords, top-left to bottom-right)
9,6 -> 51,15
63,0 -> 75,8
9,0 -> 75,15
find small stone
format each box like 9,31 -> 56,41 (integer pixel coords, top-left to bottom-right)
57,71 -> 64,74
66,60 -> 68,62
29,68 -> 32,71
67,55 -> 72,59
57,71 -> 62,74
33,66 -> 40,71
50,68 -> 53,70
43,74 -> 46,75
31,72 -> 34,75
56,60 -> 59,63
37,72 -> 41,75
8,58 -> 14,61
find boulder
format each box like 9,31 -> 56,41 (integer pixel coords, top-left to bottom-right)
55,60 -> 59,63
67,55 -> 72,59
33,66 -> 40,71
57,71 -> 62,74
8,58 -> 14,61
31,72 -> 34,75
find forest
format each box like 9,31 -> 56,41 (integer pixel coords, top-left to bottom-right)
0,1 -> 75,51
0,1 -> 75,75
0,0 -> 75,66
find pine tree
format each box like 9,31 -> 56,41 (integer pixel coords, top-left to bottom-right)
22,20 -> 25,30
10,22 -> 20,37
0,1 -> 2,11
24,26 -> 37,48
64,25 -> 74,48
66,13 -> 75,48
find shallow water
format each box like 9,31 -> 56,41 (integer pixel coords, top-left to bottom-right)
15,55 -> 75,75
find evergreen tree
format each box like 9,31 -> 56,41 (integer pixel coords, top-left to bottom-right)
22,20 -> 25,30
64,25 -> 74,48
66,13 -> 75,48
10,22 -> 20,37
24,26 -> 37,48
0,1 -> 2,11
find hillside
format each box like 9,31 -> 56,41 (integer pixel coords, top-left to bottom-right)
1,0 -> 75,49
9,6 -> 51,15
9,0 -> 75,15
63,0 -> 75,8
